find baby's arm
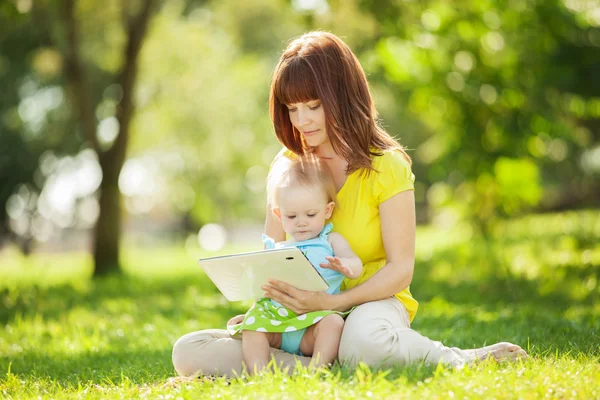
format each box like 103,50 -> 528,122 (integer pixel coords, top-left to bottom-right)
323,232 -> 363,279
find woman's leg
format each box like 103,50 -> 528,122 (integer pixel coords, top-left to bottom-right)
338,297 -> 526,369
172,329 -> 312,377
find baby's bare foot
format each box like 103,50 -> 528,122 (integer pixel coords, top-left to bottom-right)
465,342 -> 528,363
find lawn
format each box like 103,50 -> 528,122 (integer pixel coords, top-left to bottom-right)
1,210 -> 599,399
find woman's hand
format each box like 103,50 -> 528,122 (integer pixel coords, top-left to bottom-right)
227,314 -> 245,326
262,280 -> 333,314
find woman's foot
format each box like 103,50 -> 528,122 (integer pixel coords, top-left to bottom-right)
464,342 -> 528,363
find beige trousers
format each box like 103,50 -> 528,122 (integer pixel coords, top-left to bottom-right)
172,297 -> 472,377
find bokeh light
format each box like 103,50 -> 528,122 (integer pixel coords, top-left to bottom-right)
197,223 -> 227,251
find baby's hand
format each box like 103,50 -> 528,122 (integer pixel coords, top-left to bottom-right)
320,256 -> 353,278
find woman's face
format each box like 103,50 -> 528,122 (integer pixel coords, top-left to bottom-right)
286,100 -> 329,148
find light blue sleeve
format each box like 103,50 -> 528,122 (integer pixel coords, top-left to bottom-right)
319,222 -> 333,240
262,234 -> 277,249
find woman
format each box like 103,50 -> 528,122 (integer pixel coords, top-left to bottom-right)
172,31 -> 527,377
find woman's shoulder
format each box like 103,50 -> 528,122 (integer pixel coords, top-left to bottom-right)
370,149 -> 412,174
267,148 -> 296,177
367,149 -> 415,199
269,147 -> 297,171
274,147 -> 297,161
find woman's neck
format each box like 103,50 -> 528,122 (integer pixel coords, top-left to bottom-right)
315,142 -> 349,181
315,142 -> 339,160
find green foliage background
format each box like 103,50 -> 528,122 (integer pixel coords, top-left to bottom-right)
1,0 -> 599,240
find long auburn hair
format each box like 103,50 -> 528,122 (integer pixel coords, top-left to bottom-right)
269,31 -> 411,173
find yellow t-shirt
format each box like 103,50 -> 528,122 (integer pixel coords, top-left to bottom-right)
276,149 -> 418,322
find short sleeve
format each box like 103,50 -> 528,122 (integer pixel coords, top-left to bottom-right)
262,234 -> 276,249
271,147 -> 296,166
372,151 -> 415,204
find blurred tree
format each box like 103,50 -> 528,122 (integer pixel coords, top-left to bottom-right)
0,2 -> 77,252
1,0 -> 157,275
2,0 -> 599,263
127,0 -> 307,228
55,0 -> 156,276
354,0 -> 600,230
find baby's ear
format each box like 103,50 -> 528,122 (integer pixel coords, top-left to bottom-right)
325,202 -> 335,218
272,207 -> 282,221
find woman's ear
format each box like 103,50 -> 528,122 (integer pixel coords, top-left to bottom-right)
325,202 -> 335,218
272,207 -> 282,221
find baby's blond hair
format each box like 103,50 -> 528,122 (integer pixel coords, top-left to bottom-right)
267,154 -> 337,208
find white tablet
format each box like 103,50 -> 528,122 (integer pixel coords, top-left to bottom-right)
198,247 -> 330,301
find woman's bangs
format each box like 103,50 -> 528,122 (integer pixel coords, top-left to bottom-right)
275,58 -> 319,105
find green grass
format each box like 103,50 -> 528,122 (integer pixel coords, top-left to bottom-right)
1,210 -> 599,399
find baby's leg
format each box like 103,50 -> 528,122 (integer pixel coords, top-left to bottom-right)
300,314 -> 345,368
242,330 -> 282,375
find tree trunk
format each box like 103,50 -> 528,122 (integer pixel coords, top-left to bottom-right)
93,156 -> 122,276
60,0 -> 155,277
92,0 -> 154,276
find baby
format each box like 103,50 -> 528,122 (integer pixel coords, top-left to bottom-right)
231,155 -> 363,374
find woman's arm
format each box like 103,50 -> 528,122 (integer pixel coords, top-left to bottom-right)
263,190 -> 416,313
331,190 -> 416,310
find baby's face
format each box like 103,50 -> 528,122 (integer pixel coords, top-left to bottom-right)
275,184 -> 334,242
